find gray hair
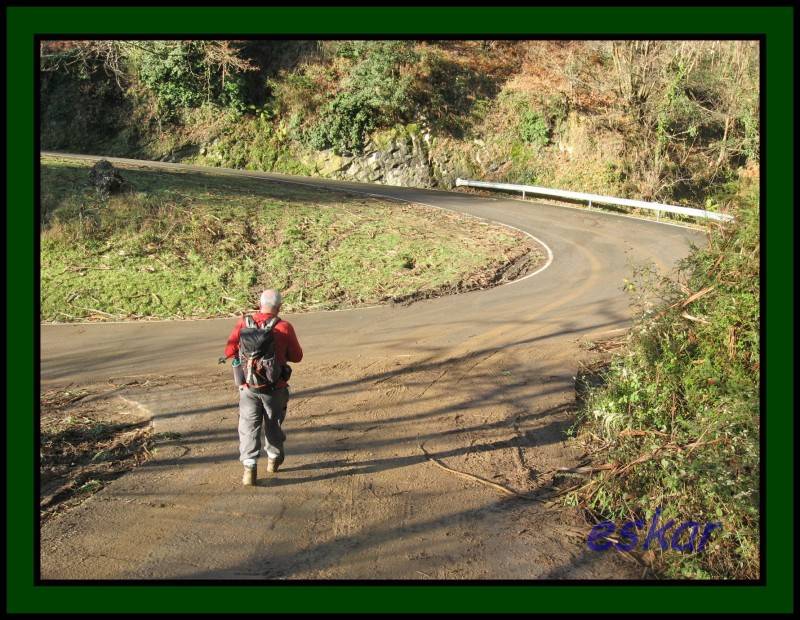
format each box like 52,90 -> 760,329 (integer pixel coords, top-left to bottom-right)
259,289 -> 282,311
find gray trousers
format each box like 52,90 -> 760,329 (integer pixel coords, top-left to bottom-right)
238,386 -> 289,463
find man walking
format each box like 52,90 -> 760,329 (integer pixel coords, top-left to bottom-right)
223,290 -> 303,486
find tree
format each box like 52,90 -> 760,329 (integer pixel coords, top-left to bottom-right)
40,40 -> 257,107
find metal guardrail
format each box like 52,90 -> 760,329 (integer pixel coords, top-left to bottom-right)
455,178 -> 734,223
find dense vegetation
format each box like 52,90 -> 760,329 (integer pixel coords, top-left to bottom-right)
568,176 -> 760,579
40,40 -> 759,210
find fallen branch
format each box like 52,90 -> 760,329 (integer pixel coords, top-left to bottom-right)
534,481 -> 591,507
72,306 -> 120,319
418,442 -> 542,501
684,436 -> 724,455
619,428 -> 670,438
651,285 -> 716,322
556,463 -> 616,475
728,325 -> 737,360
585,336 -> 627,352
583,434 -> 726,481
681,312 -> 710,324
612,448 -> 663,477
59,265 -> 114,274
154,257 -> 174,272
680,285 -> 715,308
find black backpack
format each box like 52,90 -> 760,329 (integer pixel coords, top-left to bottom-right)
238,315 -> 282,393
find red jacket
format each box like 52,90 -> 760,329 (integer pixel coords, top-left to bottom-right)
224,313 -> 303,388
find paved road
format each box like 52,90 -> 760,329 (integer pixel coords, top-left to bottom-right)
40,153 -> 703,580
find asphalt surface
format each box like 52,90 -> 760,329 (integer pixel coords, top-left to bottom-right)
40,153 -> 704,580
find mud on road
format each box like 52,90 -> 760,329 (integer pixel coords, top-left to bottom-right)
40,336 -> 640,579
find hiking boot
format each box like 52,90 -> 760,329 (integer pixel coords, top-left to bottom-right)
242,465 -> 257,486
266,453 -> 284,473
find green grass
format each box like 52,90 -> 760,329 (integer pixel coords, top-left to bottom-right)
40,156 -> 529,321
568,178 -> 760,579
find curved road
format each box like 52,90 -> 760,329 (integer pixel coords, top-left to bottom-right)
40,153 -> 703,580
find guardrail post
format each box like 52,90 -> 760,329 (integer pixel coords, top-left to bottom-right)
522,190 -> 526,200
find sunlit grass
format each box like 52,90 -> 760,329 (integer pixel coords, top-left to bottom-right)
41,156 -> 527,321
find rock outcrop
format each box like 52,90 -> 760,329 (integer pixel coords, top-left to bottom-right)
308,125 -> 436,188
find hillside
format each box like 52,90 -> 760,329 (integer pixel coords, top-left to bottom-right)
40,40 -> 759,214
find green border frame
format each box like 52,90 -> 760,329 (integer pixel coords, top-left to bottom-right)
7,5 -> 794,614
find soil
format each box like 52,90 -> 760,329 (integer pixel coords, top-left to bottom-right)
40,382 -> 160,523
39,335 -> 643,580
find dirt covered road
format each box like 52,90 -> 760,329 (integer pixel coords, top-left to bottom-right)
39,154 -> 703,579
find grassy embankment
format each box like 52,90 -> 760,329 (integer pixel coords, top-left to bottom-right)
568,178 -> 760,579
40,156 -> 538,322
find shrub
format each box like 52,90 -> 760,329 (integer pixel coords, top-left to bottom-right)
544,93 -> 570,134
134,41 -> 250,118
307,41 -> 417,153
570,186 -> 760,579
136,42 -> 207,112
306,91 -> 378,153
518,108 -> 549,148
493,91 -> 552,150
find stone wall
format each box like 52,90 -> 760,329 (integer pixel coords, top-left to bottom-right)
307,126 -> 436,189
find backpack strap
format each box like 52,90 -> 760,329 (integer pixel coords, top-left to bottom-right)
244,314 -> 280,331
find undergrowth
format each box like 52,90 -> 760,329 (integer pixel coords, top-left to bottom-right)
567,178 -> 760,579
